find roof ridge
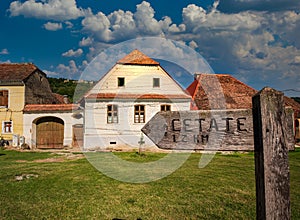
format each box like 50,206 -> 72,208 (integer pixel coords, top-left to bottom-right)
117,49 -> 159,65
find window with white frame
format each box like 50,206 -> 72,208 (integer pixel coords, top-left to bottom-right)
2,121 -> 12,133
107,105 -> 118,123
134,105 -> 145,123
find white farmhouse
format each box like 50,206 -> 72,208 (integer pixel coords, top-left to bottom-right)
83,49 -> 191,151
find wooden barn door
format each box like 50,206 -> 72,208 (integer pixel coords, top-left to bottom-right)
36,117 -> 64,149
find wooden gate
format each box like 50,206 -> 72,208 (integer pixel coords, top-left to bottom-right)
36,117 -> 64,149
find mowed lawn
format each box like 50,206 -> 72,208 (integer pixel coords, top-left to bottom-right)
0,148 -> 299,219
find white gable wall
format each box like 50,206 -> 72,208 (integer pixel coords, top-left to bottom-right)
84,64 -> 191,151
88,64 -> 187,95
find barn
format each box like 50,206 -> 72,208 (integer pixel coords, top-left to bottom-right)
0,63 -> 83,149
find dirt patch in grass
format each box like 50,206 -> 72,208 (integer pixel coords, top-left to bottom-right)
15,152 -> 85,163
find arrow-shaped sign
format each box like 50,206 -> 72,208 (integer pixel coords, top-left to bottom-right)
141,109 -> 255,151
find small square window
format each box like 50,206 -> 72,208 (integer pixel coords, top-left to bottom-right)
161,105 -> 171,111
118,77 -> 125,87
2,121 -> 12,133
153,78 -> 160,88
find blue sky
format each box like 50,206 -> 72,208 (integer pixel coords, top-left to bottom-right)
0,0 -> 299,96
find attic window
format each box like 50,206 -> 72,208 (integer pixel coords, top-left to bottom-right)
118,77 -> 125,87
153,78 -> 160,88
0,90 -> 8,108
161,104 -> 171,111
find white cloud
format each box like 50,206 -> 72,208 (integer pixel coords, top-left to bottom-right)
65,21 -> 74,29
62,48 -> 83,57
108,10 -> 136,40
57,60 -> 78,75
182,3 -> 262,32
9,0 -> 85,21
43,22 -> 62,31
43,69 -> 60,77
81,10 -> 112,42
79,37 -> 93,47
0,49 -> 9,55
133,1 -> 162,35
80,1 -> 177,43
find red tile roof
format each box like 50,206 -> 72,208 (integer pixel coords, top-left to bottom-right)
117,49 -> 159,65
23,104 -> 79,113
187,73 -> 300,115
187,73 -> 257,110
0,63 -> 38,81
86,93 -> 191,100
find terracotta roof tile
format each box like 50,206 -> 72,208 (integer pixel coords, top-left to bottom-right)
188,74 -> 257,110
188,73 -> 300,115
0,63 -> 37,82
23,104 -> 79,113
86,93 -> 191,100
117,49 -> 159,65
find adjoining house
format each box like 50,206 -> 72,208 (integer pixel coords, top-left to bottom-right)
187,73 -> 300,148
0,63 -> 83,149
23,104 -> 82,149
82,49 -> 191,151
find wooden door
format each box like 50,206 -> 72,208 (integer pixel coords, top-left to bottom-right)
72,124 -> 83,148
36,117 -> 64,149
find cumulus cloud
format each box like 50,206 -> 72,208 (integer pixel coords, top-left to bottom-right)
43,22 -> 62,31
81,10 -> 112,42
7,0 -> 300,95
0,49 -> 9,55
108,10 -> 136,40
62,48 -> 83,57
81,1 -> 178,42
57,60 -> 78,74
9,0 -> 85,21
182,4 -> 262,32
65,21 -> 74,29
217,0 -> 300,13
133,1 -> 162,36
79,37 -> 93,47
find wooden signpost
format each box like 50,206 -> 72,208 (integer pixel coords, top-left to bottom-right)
142,109 -> 254,150
142,87 -> 292,220
253,87 -> 291,220
142,108 -> 294,151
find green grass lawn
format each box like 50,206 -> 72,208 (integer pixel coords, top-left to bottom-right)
0,149 -> 299,219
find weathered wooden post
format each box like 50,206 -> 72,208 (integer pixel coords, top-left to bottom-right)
252,87 -> 291,220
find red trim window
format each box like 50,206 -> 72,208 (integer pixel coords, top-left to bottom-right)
2,121 -> 12,133
134,105 -> 145,123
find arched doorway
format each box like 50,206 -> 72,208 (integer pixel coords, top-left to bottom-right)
34,117 -> 64,149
